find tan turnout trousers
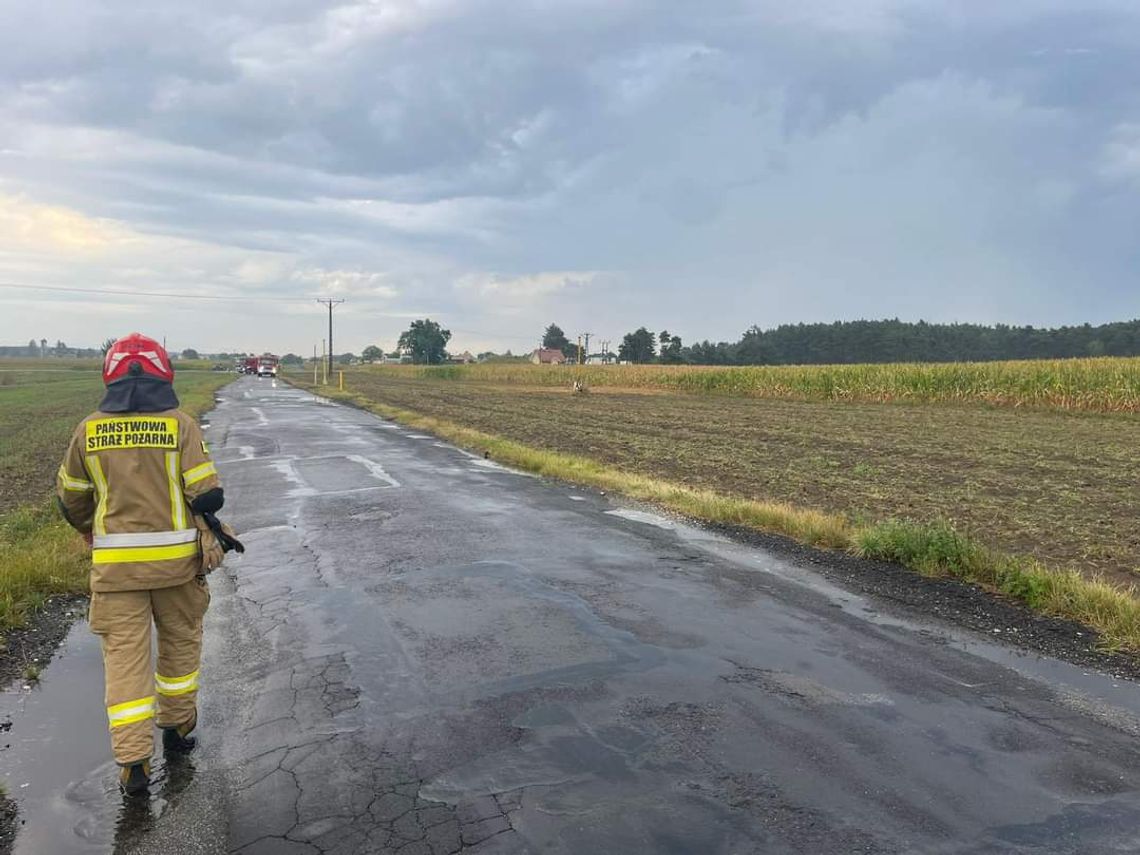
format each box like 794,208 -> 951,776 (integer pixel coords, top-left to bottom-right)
89,576 -> 210,765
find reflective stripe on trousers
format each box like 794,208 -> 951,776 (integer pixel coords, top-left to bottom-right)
155,669 -> 199,696
108,696 -> 156,728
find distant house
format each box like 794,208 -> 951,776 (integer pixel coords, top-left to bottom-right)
456,351 -> 476,364
530,348 -> 568,365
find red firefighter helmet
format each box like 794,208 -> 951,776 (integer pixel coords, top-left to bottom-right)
102,333 -> 174,385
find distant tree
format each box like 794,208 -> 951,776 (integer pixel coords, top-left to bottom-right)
27,339 -> 38,356
477,351 -> 498,361
40,338 -> 47,355
55,339 -> 67,355
281,353 -> 304,366
336,352 -> 356,365
618,328 -> 656,363
542,323 -> 576,359
658,330 -> 683,364
398,319 -> 451,364
181,348 -> 200,360
361,344 -> 384,363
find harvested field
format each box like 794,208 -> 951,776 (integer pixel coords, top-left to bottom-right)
305,370 -> 1140,587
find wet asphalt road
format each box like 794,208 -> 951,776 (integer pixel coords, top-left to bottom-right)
90,378 -> 1140,852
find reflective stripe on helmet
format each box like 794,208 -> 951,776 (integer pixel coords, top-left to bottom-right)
103,333 -> 174,384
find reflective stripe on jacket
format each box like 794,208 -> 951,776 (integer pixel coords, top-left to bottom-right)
57,408 -> 220,592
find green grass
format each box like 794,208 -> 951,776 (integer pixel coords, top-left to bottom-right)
857,519 -> 1140,652
0,367 -> 231,632
297,379 -> 1140,653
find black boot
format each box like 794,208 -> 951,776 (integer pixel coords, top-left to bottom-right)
119,761 -> 151,796
162,715 -> 197,755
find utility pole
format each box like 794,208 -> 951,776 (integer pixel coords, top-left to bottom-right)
316,298 -> 345,382
581,332 -> 593,364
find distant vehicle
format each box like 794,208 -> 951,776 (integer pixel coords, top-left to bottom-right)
211,363 -> 228,372
257,354 -> 279,377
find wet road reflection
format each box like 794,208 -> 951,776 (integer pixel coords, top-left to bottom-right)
1,622 -> 199,855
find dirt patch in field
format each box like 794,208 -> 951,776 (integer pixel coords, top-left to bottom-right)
329,374 -> 1140,586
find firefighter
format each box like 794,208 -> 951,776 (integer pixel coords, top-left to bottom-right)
56,333 -> 227,795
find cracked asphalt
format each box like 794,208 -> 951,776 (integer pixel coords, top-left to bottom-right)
105,378 -> 1140,853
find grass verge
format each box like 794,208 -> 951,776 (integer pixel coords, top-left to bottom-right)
300,382 -> 1140,653
0,506 -> 88,630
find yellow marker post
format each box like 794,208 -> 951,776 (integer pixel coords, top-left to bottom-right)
339,371 -> 344,391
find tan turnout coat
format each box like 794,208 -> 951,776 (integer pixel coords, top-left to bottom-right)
57,408 -> 220,592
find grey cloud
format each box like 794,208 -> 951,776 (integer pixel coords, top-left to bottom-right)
4,0 -> 1140,353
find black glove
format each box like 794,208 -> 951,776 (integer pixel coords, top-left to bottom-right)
202,511 -> 245,554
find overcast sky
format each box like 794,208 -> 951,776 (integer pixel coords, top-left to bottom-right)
3,0 -> 1140,356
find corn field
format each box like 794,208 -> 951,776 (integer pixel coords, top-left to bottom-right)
358,357 -> 1140,412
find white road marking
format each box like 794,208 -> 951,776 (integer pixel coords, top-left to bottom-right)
269,459 -> 316,497
251,407 -> 269,426
605,509 -> 676,530
468,458 -> 538,478
345,454 -> 401,488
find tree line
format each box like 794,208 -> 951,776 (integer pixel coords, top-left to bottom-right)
389,317 -> 1140,366
16,317 -> 1137,367
601,318 -> 1140,365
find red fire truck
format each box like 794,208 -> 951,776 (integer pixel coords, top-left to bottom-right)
236,354 -> 278,376
256,354 -> 279,377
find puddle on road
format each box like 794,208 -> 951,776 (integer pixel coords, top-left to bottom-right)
1,622 -> 190,855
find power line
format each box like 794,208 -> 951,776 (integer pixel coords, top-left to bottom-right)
0,281 -> 312,304
2,280 -> 591,350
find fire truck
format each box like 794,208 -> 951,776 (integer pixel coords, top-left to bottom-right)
256,354 -> 279,377
236,354 -> 279,376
